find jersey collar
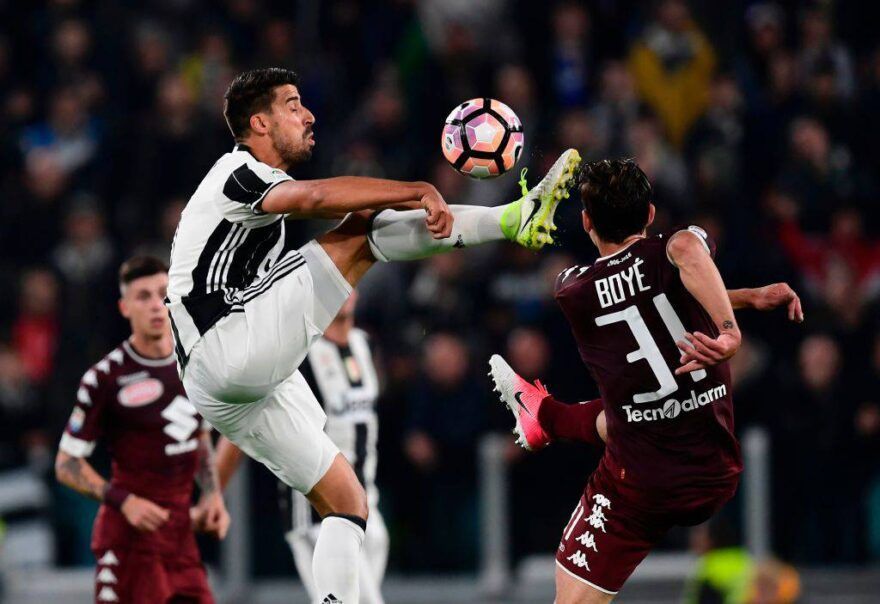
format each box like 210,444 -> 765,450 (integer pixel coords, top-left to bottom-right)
234,143 -> 255,157
595,237 -> 644,263
123,340 -> 175,367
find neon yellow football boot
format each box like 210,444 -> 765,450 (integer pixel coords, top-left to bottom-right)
500,148 -> 581,250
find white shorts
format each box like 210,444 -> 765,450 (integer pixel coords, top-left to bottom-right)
183,240 -> 353,492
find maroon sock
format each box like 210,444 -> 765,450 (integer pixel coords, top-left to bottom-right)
538,396 -> 604,446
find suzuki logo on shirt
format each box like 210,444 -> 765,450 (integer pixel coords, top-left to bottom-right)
161,395 -> 200,455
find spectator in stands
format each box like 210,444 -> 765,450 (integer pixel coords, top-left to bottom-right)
776,117 -> 854,230
590,60 -> 641,158
774,334 -> 861,562
404,333 -> 486,570
628,0 -> 716,148
736,2 -> 786,108
11,269 -> 60,387
0,344 -> 47,471
548,1 -> 594,108
797,6 -> 855,101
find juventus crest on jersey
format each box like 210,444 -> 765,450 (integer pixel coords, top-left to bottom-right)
166,144 -> 304,368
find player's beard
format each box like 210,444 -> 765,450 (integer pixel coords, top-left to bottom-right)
272,127 -> 312,165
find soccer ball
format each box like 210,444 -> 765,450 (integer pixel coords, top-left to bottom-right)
441,98 -> 524,179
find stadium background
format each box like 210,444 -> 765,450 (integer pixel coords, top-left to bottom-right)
1,0 -> 879,601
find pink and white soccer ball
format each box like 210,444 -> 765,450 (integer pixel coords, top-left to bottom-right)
441,98 -> 524,179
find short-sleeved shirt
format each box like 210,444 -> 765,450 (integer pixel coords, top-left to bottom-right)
554,227 -> 742,508
166,143 -> 306,368
59,340 -> 205,508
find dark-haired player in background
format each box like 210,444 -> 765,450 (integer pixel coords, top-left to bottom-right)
490,159 -> 803,603
55,256 -> 229,604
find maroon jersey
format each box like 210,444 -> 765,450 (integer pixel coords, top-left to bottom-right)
554,227 -> 742,508
60,340 -> 205,509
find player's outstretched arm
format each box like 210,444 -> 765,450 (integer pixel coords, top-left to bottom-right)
728,283 -> 804,322
261,177 -> 453,239
190,431 -> 230,540
667,231 -> 741,375
54,450 -> 170,532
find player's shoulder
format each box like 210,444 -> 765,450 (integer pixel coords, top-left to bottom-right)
658,224 -> 715,260
77,343 -> 128,396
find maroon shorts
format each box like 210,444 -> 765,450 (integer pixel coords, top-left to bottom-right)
92,505 -> 213,603
556,467 -> 736,594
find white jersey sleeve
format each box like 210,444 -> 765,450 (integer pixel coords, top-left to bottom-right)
218,154 -> 293,225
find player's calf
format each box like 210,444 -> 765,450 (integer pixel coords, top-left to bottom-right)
308,453 -> 368,604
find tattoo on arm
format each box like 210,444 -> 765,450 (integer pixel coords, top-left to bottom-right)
56,455 -> 108,502
722,320 -> 734,330
196,432 -> 219,497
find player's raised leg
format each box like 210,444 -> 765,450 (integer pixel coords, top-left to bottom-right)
366,148 -> 581,262
311,148 -> 581,294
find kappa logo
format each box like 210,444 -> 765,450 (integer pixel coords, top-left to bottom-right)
97,586 -> 119,602
321,594 -> 343,604
98,550 -> 119,566
576,530 -> 598,552
97,567 -> 117,584
453,234 -> 466,248
567,550 -> 590,570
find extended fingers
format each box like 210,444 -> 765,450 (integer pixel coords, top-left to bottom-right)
691,332 -> 730,359
678,339 -> 714,366
788,295 -> 804,322
675,359 -> 707,375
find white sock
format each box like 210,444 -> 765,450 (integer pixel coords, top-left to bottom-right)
313,515 -> 365,604
368,204 -> 508,262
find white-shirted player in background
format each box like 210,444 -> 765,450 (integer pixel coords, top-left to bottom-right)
216,292 -> 389,604
166,66 -> 580,603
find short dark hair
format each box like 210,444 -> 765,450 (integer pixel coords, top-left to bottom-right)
223,67 -> 300,140
578,159 -> 652,243
119,256 -> 168,289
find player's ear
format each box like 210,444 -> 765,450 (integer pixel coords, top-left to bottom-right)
581,209 -> 592,234
118,297 -> 130,319
249,112 -> 270,135
646,203 -> 656,229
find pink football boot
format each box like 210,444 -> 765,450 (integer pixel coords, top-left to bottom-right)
489,354 -> 552,451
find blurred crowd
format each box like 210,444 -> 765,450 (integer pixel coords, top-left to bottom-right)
1,0 -> 879,576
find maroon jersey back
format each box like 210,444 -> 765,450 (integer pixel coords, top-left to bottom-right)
555,227 -> 742,505
59,340 -> 204,508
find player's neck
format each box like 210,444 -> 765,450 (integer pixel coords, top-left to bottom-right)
128,333 -> 173,360
596,232 -> 646,260
239,137 -> 289,171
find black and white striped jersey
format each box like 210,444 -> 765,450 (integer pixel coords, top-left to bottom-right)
281,328 -> 381,533
166,144 -> 304,368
